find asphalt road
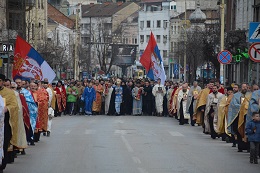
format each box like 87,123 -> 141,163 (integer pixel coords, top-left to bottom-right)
4,115 -> 260,173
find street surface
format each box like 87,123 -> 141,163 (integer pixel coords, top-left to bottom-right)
4,115 -> 260,173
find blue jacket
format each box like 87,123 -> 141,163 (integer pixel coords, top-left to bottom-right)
245,120 -> 260,142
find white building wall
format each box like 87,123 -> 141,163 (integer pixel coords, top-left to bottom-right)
235,0 -> 254,30
47,23 -> 74,60
138,8 -> 171,64
0,0 -> 6,41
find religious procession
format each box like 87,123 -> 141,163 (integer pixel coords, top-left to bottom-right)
1,70 -> 260,172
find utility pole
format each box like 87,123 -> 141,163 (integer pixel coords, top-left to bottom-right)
183,0 -> 187,82
220,0 -> 225,84
35,0 -> 38,50
74,8 -> 79,80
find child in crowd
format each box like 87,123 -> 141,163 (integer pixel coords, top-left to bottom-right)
246,112 -> 260,164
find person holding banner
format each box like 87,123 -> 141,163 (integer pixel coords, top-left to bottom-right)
152,78 -> 166,117
16,78 -> 38,145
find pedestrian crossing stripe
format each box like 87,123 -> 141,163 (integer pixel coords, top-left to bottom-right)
249,22 -> 260,42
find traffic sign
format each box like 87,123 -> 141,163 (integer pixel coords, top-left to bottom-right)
173,64 -> 179,75
249,22 -> 260,42
249,43 -> 260,62
217,50 -> 232,64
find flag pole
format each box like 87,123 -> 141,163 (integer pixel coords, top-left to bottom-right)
184,0 -> 187,82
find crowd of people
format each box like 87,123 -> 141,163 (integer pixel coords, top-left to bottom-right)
1,73 -> 260,172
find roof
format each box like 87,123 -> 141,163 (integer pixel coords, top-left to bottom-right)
81,2 -> 135,17
47,3 -> 75,29
121,11 -> 139,23
140,0 -> 165,3
171,9 -> 219,20
189,5 -> 206,21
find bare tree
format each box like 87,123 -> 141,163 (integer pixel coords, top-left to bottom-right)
186,28 -> 206,83
38,39 -> 70,78
89,18 -> 123,75
178,24 -> 220,84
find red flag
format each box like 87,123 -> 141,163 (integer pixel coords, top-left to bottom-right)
140,32 -> 157,71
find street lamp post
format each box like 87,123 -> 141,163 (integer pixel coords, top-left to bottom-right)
74,8 -> 79,80
183,0 -> 187,82
220,0 -> 225,84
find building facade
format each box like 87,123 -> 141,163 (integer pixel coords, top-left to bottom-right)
47,3 -> 75,79
26,0 -> 48,50
225,0 -> 255,85
81,2 -> 140,77
138,0 -> 177,78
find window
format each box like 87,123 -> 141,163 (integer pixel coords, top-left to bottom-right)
41,25 -> 43,39
157,20 -> 161,28
56,30 -> 59,45
41,0 -> 44,9
32,24 -> 35,40
38,0 -> 40,8
174,26 -> 177,34
147,20 -> 151,28
156,35 -> 160,43
82,37 -> 90,46
140,21 -> 144,29
171,5 -> 176,10
140,35 -> 144,43
163,20 -> 168,29
9,13 -> 23,30
163,35 -> 167,43
171,42 -> 173,52
174,42 -> 177,49
163,50 -> 167,57
104,23 -> 112,30
135,38 -> 137,44
38,23 -> 41,39
146,35 -> 150,42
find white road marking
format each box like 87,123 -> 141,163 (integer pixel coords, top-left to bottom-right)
159,122 -> 168,125
121,135 -> 134,153
114,120 -> 124,123
169,131 -> 184,137
138,167 -> 149,173
84,130 -> 96,134
64,130 -> 71,134
132,156 -> 141,164
115,130 -> 127,135
88,120 -> 96,123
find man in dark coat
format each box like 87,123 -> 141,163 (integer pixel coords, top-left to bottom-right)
143,81 -> 153,115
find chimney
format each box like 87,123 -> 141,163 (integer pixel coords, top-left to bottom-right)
90,3 -> 94,7
104,2 -> 110,6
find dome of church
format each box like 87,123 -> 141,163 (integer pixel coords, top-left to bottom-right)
189,3 -> 206,22
62,0 -> 70,6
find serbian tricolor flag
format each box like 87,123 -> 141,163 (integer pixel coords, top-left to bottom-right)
12,36 -> 56,82
140,32 -> 166,84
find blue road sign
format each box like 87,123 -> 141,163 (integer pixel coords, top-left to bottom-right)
217,50 -> 232,64
249,22 -> 260,42
174,64 -> 179,75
